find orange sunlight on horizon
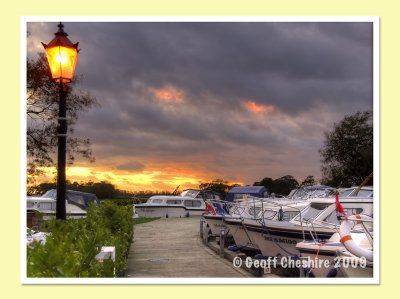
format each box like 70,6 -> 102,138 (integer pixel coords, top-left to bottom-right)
33,165 -> 232,193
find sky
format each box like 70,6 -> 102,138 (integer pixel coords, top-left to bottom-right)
26,21 -> 373,192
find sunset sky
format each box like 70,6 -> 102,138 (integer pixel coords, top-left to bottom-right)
26,21 -> 373,192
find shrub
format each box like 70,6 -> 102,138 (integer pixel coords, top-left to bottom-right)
27,202 -> 133,277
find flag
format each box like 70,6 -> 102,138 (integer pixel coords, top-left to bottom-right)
204,201 -> 217,215
335,191 -> 346,216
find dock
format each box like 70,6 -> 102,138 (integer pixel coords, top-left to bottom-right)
125,217 -> 252,277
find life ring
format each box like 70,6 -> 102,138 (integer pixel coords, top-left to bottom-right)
339,214 -> 373,262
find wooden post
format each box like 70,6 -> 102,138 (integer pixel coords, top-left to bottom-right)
199,217 -> 204,240
219,228 -> 225,258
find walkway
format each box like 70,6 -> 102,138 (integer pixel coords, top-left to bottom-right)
125,217 -> 251,277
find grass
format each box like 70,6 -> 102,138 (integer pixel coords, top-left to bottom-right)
132,217 -> 159,225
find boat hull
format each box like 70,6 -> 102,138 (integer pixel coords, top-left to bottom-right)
243,220 -> 334,257
203,215 -> 229,236
225,218 -> 259,249
135,205 -> 204,218
296,241 -> 344,277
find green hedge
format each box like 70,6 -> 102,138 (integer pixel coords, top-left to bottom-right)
27,201 -> 133,277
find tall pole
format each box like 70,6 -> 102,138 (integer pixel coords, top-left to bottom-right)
56,81 -> 67,220
42,22 -> 79,220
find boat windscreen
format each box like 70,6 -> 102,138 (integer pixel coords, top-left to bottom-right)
295,203 -> 329,222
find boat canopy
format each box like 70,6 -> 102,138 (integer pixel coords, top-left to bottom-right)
226,186 -> 268,202
42,189 -> 100,209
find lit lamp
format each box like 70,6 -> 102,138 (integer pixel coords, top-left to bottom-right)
42,22 -> 80,220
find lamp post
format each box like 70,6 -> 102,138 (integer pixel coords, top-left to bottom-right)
42,22 -> 79,220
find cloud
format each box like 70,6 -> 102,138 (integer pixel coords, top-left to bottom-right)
242,100 -> 275,113
27,21 -> 373,188
116,161 -> 145,172
150,85 -> 185,103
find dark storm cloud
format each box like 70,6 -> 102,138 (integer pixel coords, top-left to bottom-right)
27,21 -> 373,183
116,161 -> 145,172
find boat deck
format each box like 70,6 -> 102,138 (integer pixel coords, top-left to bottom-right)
125,217 -> 251,277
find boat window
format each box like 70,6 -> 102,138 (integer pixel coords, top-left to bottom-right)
354,189 -> 373,197
323,208 -> 364,224
184,200 -> 202,207
323,212 -> 340,225
67,193 -> 86,207
249,206 -> 262,218
339,189 -> 354,197
282,211 -> 300,221
262,209 -> 277,220
151,199 -> 163,204
181,190 -> 199,198
295,203 -> 329,222
166,199 -> 182,205
42,189 -> 56,199
233,194 -> 247,200
339,188 -> 373,197
38,202 -> 56,211
82,194 -> 99,205
27,202 -> 35,208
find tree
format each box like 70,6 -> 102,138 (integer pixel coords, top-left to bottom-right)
254,175 -> 299,196
253,177 -> 274,189
273,175 -> 299,195
199,179 -> 239,198
319,111 -> 373,187
27,54 -> 99,184
300,175 -> 316,187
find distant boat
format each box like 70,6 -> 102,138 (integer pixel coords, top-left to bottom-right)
27,189 -> 100,227
134,189 -> 221,218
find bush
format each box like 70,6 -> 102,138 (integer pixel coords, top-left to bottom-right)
27,201 -> 133,277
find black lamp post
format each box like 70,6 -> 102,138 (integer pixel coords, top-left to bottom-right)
42,22 -> 79,220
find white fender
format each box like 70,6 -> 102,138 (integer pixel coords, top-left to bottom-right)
339,214 -> 373,262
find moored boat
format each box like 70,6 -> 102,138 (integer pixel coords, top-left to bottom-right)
27,189 -> 100,227
134,189 -> 221,218
242,188 -> 373,258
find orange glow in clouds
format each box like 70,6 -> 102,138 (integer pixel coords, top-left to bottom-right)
151,86 -> 185,103
242,100 -> 274,113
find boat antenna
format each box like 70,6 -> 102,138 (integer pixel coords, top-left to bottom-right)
354,172 -> 373,196
172,185 -> 180,195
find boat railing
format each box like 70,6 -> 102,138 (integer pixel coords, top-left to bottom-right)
253,199 -> 307,241
303,218 -> 340,243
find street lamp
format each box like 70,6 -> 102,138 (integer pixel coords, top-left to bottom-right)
42,22 -> 79,220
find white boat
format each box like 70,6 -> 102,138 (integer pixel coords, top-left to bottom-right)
296,214 -> 373,277
27,189 -> 100,225
203,199 -> 255,237
223,185 -> 334,251
241,188 -> 373,258
134,189 -> 221,218
225,199 -> 310,251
